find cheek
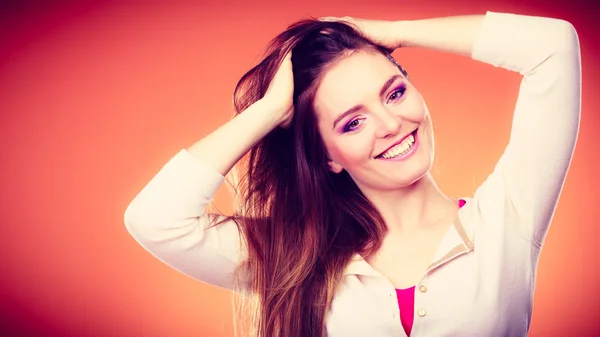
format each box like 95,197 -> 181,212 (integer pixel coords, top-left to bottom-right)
404,94 -> 428,122
328,135 -> 374,166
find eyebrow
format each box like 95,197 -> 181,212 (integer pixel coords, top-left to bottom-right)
331,74 -> 403,130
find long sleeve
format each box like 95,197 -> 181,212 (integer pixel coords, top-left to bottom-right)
124,149 -> 245,290
470,12 -> 581,246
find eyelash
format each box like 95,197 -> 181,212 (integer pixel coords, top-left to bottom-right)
342,84 -> 407,133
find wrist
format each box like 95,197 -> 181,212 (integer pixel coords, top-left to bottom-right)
256,98 -> 291,123
253,98 -> 290,127
392,20 -> 409,48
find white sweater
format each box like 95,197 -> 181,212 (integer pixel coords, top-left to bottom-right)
124,11 -> 581,337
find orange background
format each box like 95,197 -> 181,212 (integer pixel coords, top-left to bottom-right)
1,0 -> 598,336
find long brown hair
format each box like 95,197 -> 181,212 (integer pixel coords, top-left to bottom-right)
221,18 -> 408,337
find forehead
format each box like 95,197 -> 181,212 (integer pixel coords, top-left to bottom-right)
314,50 -> 401,120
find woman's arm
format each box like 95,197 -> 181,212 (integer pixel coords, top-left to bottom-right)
394,14 -> 485,56
319,14 -> 485,56
124,104 -> 285,290
124,54 -> 294,289
400,12 -> 581,244
186,98 -> 284,175
187,51 -> 294,175
124,149 -> 244,289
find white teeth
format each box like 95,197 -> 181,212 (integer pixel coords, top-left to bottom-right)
381,134 -> 415,159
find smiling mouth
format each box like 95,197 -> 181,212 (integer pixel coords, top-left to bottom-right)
375,129 -> 418,159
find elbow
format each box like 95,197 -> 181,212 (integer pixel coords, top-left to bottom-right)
551,19 -> 580,56
123,200 -> 141,235
124,198 -> 204,244
123,198 -> 156,239
123,200 -> 161,244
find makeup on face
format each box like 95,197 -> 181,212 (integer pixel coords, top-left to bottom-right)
332,76 -> 408,133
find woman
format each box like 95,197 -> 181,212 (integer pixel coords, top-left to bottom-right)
124,10 -> 581,337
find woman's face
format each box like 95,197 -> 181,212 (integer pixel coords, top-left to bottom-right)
314,50 -> 434,194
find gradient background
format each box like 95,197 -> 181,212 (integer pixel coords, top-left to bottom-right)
1,0 -> 598,336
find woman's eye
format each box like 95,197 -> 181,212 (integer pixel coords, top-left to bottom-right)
387,85 -> 406,103
343,118 -> 363,132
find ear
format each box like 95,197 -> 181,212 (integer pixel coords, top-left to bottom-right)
328,160 -> 343,174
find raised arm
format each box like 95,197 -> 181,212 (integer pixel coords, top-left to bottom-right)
403,12 -> 581,244
124,53 -> 294,289
320,14 -> 485,56
468,12 -> 580,244
188,52 -> 294,175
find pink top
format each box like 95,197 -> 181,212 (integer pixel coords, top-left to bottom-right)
397,199 -> 467,336
396,286 -> 416,335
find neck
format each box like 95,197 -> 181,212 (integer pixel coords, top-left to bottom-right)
360,172 -> 457,234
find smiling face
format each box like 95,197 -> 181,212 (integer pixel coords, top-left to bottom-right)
313,50 -> 434,195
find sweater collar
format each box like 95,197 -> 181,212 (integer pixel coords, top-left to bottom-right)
343,198 -> 475,277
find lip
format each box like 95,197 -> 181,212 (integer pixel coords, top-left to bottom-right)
375,129 -> 418,158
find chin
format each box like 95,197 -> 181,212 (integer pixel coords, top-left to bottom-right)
350,153 -> 433,191
385,162 -> 432,189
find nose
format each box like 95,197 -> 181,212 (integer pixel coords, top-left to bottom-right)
374,107 -> 401,138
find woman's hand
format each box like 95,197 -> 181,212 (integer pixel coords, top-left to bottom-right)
262,51 -> 294,128
319,16 -> 403,51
